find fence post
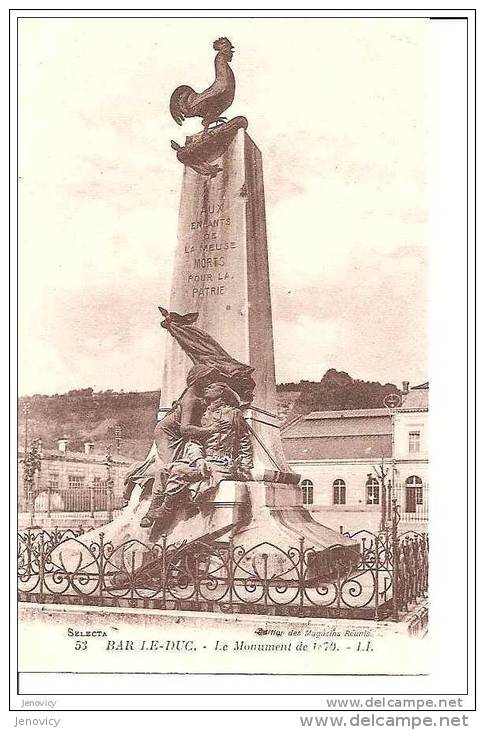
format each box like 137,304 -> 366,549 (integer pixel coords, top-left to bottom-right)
262,553 -> 269,612
374,536 -> 380,620
298,537 -> 305,608
227,536 -> 234,612
47,485 -> 51,518
391,498 -> 400,621
38,531 -> 45,597
89,482 -> 95,519
98,532 -> 105,599
160,533 -> 168,609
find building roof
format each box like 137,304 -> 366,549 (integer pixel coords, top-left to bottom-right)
282,408 -> 392,460
301,408 -> 390,420
282,411 -> 391,439
399,383 -> 429,411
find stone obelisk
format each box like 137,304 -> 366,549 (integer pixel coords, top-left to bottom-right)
161,126 -> 290,480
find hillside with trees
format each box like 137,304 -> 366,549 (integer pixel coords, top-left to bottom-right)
290,369 -> 402,415
18,371 -> 402,460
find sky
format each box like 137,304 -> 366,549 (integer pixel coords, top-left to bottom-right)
18,18 -> 429,395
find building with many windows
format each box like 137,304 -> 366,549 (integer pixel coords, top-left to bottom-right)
281,382 -> 428,528
18,438 -> 133,528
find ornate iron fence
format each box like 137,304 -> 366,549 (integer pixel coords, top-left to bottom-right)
18,506 -> 428,621
19,485 -> 124,519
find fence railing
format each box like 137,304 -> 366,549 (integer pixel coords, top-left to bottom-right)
18,505 -> 428,622
18,486 -> 124,519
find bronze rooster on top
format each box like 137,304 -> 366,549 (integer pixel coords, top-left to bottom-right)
169,38 -> 235,131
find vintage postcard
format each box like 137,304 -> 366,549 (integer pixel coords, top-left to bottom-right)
10,7 -> 476,718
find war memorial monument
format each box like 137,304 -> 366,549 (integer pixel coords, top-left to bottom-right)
18,37 -> 428,627
74,37 -> 357,569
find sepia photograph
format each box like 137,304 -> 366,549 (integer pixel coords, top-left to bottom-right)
10,6 -> 475,721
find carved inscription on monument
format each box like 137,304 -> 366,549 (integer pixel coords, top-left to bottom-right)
184,201 -> 239,299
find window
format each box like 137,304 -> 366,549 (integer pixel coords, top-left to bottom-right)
93,476 -> 107,487
408,431 -> 421,453
48,472 -> 59,490
405,475 -> 423,512
333,479 -> 346,505
366,476 -> 380,505
301,479 -> 314,505
68,475 -> 85,489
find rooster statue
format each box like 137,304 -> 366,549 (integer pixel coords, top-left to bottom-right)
169,37 -> 235,130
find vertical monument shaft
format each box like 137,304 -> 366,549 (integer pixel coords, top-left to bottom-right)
162,128 -> 275,411
161,128 -> 288,472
